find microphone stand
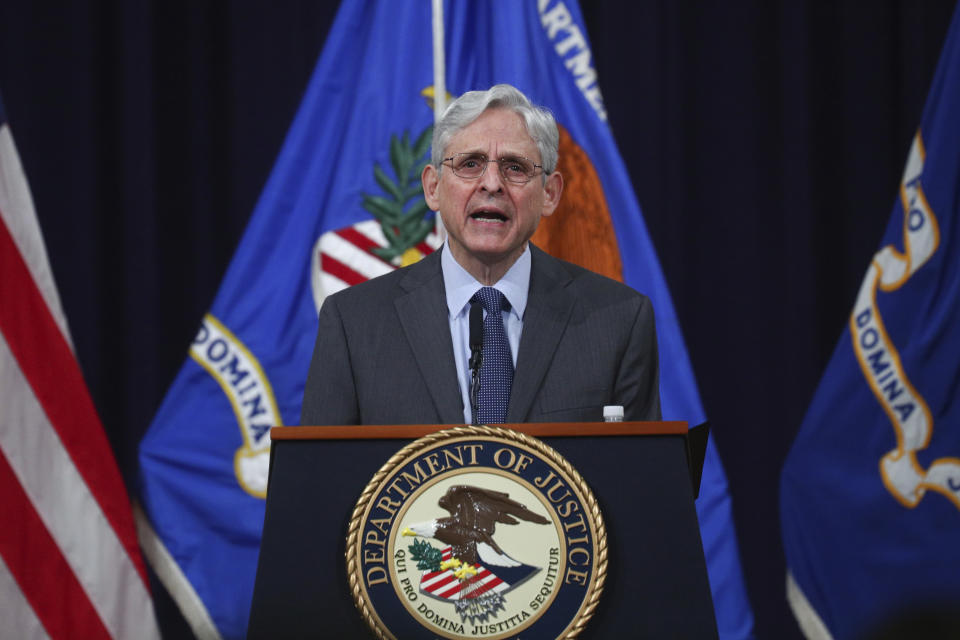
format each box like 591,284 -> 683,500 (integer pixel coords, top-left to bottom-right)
468,301 -> 483,425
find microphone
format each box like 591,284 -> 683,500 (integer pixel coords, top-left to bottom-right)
468,301 -> 483,424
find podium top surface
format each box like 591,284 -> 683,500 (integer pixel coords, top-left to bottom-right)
271,421 -> 687,441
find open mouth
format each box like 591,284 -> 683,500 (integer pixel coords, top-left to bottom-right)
469,209 -> 508,223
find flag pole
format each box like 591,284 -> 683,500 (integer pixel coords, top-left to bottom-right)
431,0 -> 447,240
431,0 -> 447,120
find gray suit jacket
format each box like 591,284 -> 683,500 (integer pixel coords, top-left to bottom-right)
300,244 -> 661,425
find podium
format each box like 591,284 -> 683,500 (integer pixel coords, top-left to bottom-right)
247,422 -> 718,638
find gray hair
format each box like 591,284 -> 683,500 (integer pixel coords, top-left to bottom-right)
431,84 -> 560,174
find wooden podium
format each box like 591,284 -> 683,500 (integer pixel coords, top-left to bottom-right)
247,422 -> 718,638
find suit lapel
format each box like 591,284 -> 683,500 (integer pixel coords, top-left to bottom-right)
507,246 -> 575,422
394,250 -> 465,424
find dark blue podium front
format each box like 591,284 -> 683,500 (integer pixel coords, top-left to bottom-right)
247,422 -> 717,639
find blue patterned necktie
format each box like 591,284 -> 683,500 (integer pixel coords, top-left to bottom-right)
471,287 -> 513,424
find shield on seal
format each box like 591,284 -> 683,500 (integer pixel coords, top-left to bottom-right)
420,546 -> 540,601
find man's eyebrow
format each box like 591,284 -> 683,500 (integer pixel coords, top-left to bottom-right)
450,148 -> 528,159
450,148 -> 486,156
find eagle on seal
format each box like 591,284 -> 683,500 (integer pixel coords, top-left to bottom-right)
402,485 -> 550,567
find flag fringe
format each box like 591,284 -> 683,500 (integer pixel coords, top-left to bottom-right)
135,504 -> 223,640
786,570 -> 834,640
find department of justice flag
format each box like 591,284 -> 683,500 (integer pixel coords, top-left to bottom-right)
781,6 -> 960,639
139,1 -> 753,637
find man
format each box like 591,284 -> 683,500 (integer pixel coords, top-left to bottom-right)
300,84 -> 660,425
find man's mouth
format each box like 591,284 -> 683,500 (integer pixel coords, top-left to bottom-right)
469,209 -> 508,223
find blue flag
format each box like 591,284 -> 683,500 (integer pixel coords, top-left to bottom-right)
139,1 -> 753,637
781,7 -> 960,640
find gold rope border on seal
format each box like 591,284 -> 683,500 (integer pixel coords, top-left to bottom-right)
345,425 -> 608,640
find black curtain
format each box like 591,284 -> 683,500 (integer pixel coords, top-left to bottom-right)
0,2 -> 955,638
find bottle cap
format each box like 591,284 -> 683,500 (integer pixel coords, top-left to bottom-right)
602,405 -> 624,421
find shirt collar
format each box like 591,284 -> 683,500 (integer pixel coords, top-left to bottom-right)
441,242 -> 530,320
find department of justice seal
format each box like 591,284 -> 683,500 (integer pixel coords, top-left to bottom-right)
346,426 -> 606,640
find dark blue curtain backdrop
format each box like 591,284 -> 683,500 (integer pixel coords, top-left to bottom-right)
0,2 -> 955,637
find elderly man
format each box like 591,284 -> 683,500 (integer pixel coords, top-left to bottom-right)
301,84 -> 660,426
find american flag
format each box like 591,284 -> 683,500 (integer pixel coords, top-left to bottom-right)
0,99 -> 159,639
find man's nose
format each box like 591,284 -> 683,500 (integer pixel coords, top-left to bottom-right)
479,160 -> 505,192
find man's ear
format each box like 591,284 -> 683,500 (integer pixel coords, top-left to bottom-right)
540,171 -> 564,218
422,164 -> 440,210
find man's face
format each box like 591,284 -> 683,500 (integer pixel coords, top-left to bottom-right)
422,108 -> 562,275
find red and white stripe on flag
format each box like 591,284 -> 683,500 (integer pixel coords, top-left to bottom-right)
0,122 -> 159,638
419,547 -> 508,601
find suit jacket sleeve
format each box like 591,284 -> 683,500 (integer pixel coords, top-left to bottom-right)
300,295 -> 360,425
617,293 -> 662,422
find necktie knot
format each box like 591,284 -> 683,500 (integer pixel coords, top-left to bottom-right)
471,286 -> 505,315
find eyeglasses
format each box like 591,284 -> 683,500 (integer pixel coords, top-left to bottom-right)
441,153 -> 543,184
